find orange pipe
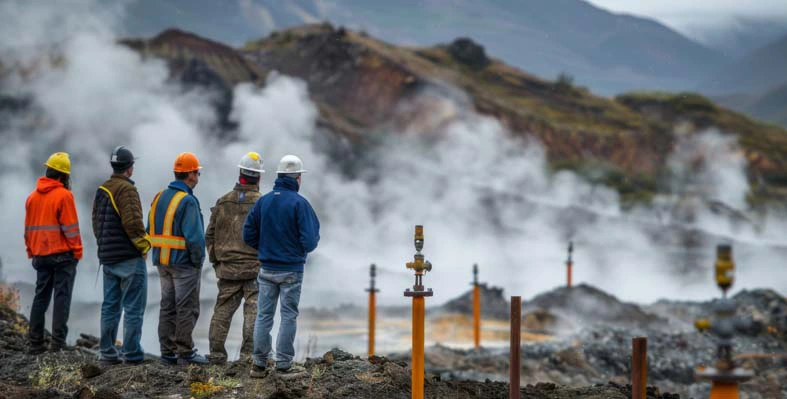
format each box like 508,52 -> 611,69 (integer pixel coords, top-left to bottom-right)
473,285 -> 481,349
412,296 -> 425,399
709,381 -> 739,399
567,261 -> 573,288
368,291 -> 376,357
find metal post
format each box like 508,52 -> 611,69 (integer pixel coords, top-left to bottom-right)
710,382 -> 740,399
695,245 -> 754,399
632,337 -> 647,399
509,296 -> 521,399
412,296 -> 425,399
404,225 -> 433,399
473,263 -> 480,350
366,264 -> 379,357
566,241 -> 573,288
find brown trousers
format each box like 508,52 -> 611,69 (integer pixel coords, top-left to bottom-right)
208,278 -> 258,362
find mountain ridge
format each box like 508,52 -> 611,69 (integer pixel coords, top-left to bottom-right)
118,24 -> 787,205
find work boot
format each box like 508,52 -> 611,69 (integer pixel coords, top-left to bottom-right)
177,351 -> 209,366
276,364 -> 306,375
98,358 -> 122,368
159,354 -> 178,366
27,345 -> 47,355
124,358 -> 145,365
49,343 -> 75,352
249,364 -> 268,378
206,353 -> 227,365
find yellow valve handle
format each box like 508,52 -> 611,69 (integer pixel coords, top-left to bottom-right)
695,318 -> 711,332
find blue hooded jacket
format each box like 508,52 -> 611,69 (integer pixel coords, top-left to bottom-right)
147,180 -> 205,268
243,176 -> 320,272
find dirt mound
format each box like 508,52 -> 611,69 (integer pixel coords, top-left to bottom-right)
524,284 -> 669,334
440,284 -> 510,320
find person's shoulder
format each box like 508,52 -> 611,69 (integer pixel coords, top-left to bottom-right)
216,189 -> 237,204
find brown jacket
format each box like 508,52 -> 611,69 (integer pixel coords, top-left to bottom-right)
206,184 -> 262,280
92,174 -> 150,262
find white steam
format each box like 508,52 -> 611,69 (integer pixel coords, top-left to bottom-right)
1,0 -> 785,357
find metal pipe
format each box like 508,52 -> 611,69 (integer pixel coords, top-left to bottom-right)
710,381 -> 740,399
566,241 -> 573,288
632,337 -> 647,399
412,296 -> 425,399
368,290 -> 376,357
473,263 -> 480,350
473,284 -> 481,350
367,264 -> 379,357
509,296 -> 521,399
403,225 -> 433,399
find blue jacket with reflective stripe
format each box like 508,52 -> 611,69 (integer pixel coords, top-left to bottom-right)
243,176 -> 320,272
147,180 -> 205,267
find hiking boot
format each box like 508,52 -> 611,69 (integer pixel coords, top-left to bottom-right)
49,344 -> 75,352
27,345 -> 47,355
124,358 -> 145,365
177,351 -> 208,366
159,354 -> 178,366
276,364 -> 306,374
206,353 -> 227,365
99,358 -> 122,368
249,364 -> 268,378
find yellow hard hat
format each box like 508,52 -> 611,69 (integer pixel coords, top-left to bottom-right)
44,152 -> 71,174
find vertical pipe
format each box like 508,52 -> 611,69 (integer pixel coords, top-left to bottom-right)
412,296 -> 425,399
632,337 -> 647,399
473,285 -> 481,350
709,381 -> 740,399
509,296 -> 521,399
566,261 -> 572,288
368,291 -> 376,357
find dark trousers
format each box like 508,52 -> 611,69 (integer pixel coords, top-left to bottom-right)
157,264 -> 201,357
29,254 -> 77,349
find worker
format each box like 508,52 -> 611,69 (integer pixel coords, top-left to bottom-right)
24,152 -> 83,354
244,154 -> 320,377
92,146 -> 151,366
205,152 -> 265,364
147,152 -> 208,365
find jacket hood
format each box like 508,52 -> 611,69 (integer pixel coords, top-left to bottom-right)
36,176 -> 64,193
274,176 -> 299,192
234,183 -> 260,192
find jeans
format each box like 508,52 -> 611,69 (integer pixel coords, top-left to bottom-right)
157,264 -> 201,357
253,270 -> 303,369
100,257 -> 147,362
29,253 -> 77,349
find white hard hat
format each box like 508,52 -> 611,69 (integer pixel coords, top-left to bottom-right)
238,152 -> 265,176
276,154 -> 307,174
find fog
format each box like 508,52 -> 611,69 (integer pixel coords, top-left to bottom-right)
1,0 -> 785,358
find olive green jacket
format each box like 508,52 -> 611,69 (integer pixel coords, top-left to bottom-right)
206,184 -> 262,280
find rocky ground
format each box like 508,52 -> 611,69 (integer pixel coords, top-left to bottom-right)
0,283 -> 784,398
0,302 -> 678,398
388,284 -> 787,399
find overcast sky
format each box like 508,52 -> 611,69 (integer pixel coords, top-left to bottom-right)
586,0 -> 787,39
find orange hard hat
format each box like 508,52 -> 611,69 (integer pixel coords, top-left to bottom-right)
173,152 -> 202,172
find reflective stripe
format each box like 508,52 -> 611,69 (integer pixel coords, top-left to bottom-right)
149,235 -> 186,250
148,191 -> 162,241
61,223 -> 79,230
64,230 -> 80,238
25,225 -> 61,231
98,186 -> 120,215
150,191 -> 187,266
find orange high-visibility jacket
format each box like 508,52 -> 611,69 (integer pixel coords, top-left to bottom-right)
24,177 -> 83,260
